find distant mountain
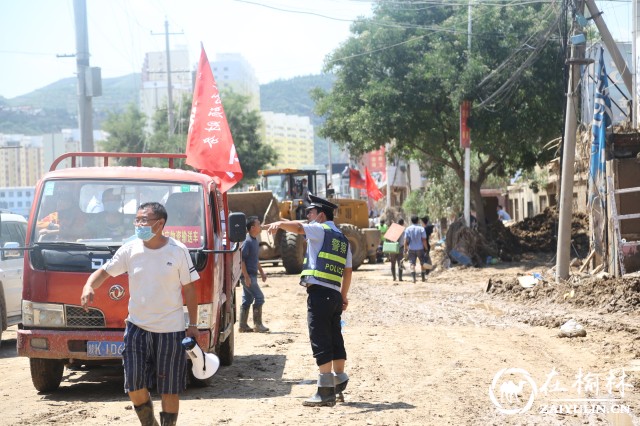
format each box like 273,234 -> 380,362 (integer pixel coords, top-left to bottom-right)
0,74 -> 141,135
6,74 -> 141,112
0,73 -> 345,168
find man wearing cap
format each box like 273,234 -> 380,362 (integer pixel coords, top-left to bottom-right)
265,194 -> 352,407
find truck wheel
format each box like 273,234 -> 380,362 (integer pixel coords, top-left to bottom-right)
218,291 -> 235,367
30,358 -> 64,392
281,232 -> 305,274
339,224 -> 367,270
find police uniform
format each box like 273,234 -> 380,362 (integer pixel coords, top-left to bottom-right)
300,196 -> 352,367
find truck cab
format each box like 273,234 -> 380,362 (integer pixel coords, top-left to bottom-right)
17,153 -> 244,392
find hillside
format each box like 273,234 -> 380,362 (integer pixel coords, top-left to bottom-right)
0,74 -> 347,167
0,74 -> 141,135
260,74 -> 335,127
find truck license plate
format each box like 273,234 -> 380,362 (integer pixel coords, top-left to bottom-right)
87,341 -> 125,357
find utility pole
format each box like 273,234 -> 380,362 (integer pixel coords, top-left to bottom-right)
152,19 -> 183,138
463,0 -> 472,226
556,1 -> 590,281
73,0 -> 94,163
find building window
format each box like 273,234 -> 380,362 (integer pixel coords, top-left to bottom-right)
17,191 -> 22,197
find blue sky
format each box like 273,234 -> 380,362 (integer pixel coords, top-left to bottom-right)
0,0 -> 632,99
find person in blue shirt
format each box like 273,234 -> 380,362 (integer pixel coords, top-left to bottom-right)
240,216 -> 269,333
403,216 -> 428,283
497,205 -> 512,222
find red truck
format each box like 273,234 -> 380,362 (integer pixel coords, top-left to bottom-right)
16,152 -> 245,392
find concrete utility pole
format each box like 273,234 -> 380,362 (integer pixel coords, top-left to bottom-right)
152,19 -> 183,138
73,0 -> 94,162
556,1 -> 589,281
462,0 -> 472,227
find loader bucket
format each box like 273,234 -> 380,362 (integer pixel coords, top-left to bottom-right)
227,191 -> 281,225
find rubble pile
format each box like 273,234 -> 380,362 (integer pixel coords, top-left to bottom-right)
509,207 -> 589,257
487,273 -> 640,314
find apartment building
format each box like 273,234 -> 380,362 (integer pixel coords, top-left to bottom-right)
261,112 -> 314,169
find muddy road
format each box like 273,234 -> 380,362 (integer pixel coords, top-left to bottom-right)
2,251 -> 640,425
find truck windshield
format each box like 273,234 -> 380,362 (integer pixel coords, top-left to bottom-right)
33,180 -> 205,248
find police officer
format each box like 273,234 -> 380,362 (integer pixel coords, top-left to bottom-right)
265,194 -> 352,407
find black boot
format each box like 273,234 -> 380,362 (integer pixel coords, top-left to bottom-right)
412,271 -> 416,283
159,412 -> 178,426
253,305 -> 269,333
421,271 -> 426,282
399,269 -> 403,281
239,306 -> 253,333
134,399 -> 159,426
303,373 -> 336,407
334,372 -> 349,402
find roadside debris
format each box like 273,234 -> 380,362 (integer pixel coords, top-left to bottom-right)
558,319 -> 587,338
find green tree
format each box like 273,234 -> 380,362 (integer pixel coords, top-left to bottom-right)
314,2 -> 565,226
100,103 -> 147,166
220,90 -> 277,182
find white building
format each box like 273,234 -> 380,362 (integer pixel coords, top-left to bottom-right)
140,46 -> 193,132
0,186 -> 35,218
211,53 -> 261,111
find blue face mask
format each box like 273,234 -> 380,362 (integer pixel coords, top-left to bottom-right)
135,225 -> 155,241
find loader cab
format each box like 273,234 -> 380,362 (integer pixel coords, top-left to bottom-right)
259,169 -> 328,203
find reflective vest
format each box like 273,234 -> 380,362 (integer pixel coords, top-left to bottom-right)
301,224 -> 349,286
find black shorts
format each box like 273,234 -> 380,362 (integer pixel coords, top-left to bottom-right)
306,285 -> 346,366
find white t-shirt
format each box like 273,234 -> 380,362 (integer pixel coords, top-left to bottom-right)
301,221 -> 353,291
103,238 -> 200,333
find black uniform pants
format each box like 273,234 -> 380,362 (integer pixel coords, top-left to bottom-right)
306,285 -> 346,366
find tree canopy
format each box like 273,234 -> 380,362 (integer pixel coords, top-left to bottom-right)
313,1 -> 566,223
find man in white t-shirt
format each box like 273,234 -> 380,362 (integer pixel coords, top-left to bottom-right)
81,202 -> 200,426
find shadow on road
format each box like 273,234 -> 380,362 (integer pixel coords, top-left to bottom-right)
342,401 -> 416,413
0,338 -> 18,359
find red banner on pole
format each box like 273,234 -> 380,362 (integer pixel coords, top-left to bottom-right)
349,168 -> 366,189
186,45 -> 243,193
365,167 -> 383,201
460,100 -> 471,149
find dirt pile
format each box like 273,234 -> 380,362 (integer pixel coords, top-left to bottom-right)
508,207 -> 589,257
487,272 -> 640,314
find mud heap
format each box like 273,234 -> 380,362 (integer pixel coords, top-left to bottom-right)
442,207 -> 590,268
487,273 -> 640,316
508,207 -> 589,257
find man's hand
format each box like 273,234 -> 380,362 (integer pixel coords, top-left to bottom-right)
260,270 -> 267,282
341,295 -> 349,311
243,274 -> 251,287
186,325 -> 198,339
81,285 -> 95,312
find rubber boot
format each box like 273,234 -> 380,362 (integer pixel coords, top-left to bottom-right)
421,271 -> 426,282
239,306 -> 253,333
134,399 -> 159,426
399,269 -> 403,281
303,373 -> 336,407
412,271 -> 416,283
253,305 -> 269,333
159,412 -> 178,426
334,372 -> 349,402
391,268 -> 396,281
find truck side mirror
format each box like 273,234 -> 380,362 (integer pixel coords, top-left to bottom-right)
228,212 -> 246,243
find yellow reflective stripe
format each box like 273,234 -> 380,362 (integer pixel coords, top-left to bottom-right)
300,269 -> 342,283
311,270 -> 342,283
318,251 -> 346,265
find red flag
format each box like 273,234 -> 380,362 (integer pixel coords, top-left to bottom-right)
186,45 -> 243,193
349,168 -> 366,189
365,167 -> 383,201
